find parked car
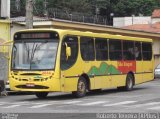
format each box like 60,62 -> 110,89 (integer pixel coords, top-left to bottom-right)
154,64 -> 160,79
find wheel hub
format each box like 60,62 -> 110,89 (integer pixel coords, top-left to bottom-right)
78,81 -> 85,93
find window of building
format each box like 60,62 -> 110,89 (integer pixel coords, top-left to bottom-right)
60,36 -> 78,70
95,38 -> 108,60
109,39 -> 122,60
80,37 -> 95,61
142,42 -> 152,61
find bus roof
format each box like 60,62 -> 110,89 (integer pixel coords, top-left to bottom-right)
16,28 -> 152,42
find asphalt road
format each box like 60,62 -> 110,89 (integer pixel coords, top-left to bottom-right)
0,79 -> 160,119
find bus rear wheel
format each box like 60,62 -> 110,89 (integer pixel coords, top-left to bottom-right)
117,74 -> 134,91
72,77 -> 87,98
125,74 -> 134,91
35,92 -> 48,99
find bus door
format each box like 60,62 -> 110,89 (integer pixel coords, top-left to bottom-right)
142,42 -> 153,82
60,36 -> 79,91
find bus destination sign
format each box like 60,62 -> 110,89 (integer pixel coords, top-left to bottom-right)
14,31 -> 59,40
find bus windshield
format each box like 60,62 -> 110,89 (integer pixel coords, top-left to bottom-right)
11,40 -> 58,70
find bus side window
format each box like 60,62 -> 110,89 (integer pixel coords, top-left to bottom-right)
80,37 -> 95,61
60,36 -> 78,70
123,40 -> 134,60
142,42 -> 152,61
95,38 -> 108,60
135,42 -> 142,60
109,39 -> 122,60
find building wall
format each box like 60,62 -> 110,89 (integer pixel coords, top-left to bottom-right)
0,20 -> 10,42
153,39 -> 160,55
113,17 -> 151,27
1,0 -> 10,18
151,18 -> 160,24
114,16 -> 160,28
0,20 -> 10,81
153,38 -> 160,67
10,24 -> 25,40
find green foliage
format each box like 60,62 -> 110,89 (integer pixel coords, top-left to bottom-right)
112,0 -> 160,16
47,0 -> 92,15
11,0 -> 160,17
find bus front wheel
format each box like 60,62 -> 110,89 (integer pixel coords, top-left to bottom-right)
35,92 -> 48,99
72,77 -> 87,98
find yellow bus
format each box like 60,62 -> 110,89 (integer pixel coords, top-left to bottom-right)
9,29 -> 154,98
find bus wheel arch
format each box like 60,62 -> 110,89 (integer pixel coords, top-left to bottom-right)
127,71 -> 135,86
72,74 -> 90,98
117,72 -> 135,91
81,73 -> 90,90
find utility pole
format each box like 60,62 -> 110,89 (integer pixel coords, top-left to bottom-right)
26,0 -> 33,29
44,0 -> 48,17
1,0 -> 10,18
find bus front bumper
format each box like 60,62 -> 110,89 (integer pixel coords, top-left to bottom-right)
9,78 -> 61,92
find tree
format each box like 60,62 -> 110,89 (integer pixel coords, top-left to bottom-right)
10,0 -> 160,21
112,0 -> 160,17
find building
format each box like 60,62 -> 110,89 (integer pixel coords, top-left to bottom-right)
113,9 -> 160,28
113,16 -> 151,27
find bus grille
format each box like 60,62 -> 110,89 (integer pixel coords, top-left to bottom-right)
16,85 -> 49,89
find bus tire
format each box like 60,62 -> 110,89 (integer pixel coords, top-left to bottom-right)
72,77 -> 87,98
125,74 -> 134,91
35,92 -> 48,99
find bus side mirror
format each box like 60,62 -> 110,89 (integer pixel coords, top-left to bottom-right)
65,43 -> 71,60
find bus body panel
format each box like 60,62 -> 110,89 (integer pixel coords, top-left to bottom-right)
9,72 -> 61,92
135,61 -> 143,84
9,29 -> 154,93
142,60 -> 154,82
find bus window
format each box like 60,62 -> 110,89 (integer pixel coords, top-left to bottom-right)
60,36 -> 78,70
109,40 -> 122,60
80,37 -> 95,61
142,43 -> 152,61
95,38 -> 108,60
123,41 -> 134,60
135,42 -> 142,60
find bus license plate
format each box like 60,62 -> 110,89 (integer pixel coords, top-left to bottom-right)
26,83 -> 35,87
